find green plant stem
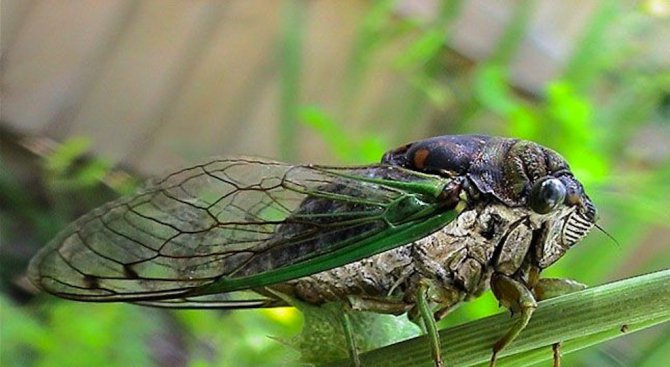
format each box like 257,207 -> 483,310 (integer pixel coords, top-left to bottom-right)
323,269 -> 670,367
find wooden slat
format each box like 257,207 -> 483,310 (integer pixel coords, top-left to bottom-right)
135,0 -> 284,174
2,1 -> 135,132
66,1 -> 215,165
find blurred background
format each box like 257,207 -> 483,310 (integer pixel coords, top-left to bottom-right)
1,0 -> 669,366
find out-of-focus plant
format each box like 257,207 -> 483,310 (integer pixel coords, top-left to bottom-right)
4,1 -> 668,366
300,106 -> 387,163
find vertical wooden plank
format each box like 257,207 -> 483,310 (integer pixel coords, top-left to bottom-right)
297,0 -> 386,164
120,1 -> 228,165
135,0 -> 283,173
1,0 -> 38,56
67,0 -> 213,164
2,1 -> 133,132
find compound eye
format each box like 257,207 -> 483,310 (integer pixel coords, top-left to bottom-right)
529,177 -> 567,214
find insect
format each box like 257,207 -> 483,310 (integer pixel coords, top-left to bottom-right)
29,135 -> 596,366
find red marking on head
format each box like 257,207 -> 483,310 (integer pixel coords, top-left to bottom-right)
413,148 -> 430,169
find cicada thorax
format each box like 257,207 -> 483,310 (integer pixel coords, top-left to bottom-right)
383,135 -> 567,205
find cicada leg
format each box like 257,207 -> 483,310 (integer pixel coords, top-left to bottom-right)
489,274 -> 588,367
533,278 -> 587,301
346,296 -> 410,315
552,342 -> 561,367
489,273 -> 537,367
532,278 -> 587,367
416,282 -> 444,367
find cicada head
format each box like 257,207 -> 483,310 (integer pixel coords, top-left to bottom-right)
382,135 -> 598,269
528,173 -> 597,268
502,139 -> 598,268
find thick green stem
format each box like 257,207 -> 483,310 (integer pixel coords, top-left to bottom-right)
323,269 -> 670,367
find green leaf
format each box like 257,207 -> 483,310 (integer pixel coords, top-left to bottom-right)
299,105 -> 388,163
45,136 -> 91,174
323,269 -> 670,367
474,64 -> 519,116
287,302 -> 420,365
299,106 -> 352,161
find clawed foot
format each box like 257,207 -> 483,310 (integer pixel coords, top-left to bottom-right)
488,341 -> 561,367
489,351 -> 498,367
552,342 -> 561,367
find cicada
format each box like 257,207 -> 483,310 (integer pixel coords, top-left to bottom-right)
28,135 -> 597,367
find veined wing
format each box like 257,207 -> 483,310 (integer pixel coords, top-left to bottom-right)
28,157 -> 459,305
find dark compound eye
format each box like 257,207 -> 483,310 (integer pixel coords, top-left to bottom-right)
529,177 -> 567,214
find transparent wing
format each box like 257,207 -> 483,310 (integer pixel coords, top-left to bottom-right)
28,157 -> 457,304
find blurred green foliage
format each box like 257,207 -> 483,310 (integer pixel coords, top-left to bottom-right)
282,300 -> 419,365
2,1 -> 669,367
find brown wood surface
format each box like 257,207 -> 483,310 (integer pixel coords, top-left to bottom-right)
3,0 -> 650,175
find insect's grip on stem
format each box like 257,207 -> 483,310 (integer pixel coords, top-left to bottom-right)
552,343 -> 561,367
489,273 -> 538,367
417,281 -> 444,367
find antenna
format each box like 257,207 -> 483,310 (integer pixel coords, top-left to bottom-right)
595,223 -> 621,248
